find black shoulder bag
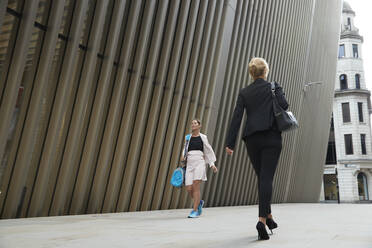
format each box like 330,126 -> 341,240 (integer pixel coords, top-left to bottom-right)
271,82 -> 298,132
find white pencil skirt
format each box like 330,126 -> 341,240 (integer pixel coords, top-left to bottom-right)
185,151 -> 207,186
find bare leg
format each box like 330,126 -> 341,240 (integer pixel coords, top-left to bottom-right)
192,180 -> 201,211
259,217 -> 266,225
186,185 -> 193,199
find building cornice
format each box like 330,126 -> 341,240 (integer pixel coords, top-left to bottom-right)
338,159 -> 372,165
337,57 -> 363,61
340,32 -> 363,42
334,89 -> 370,98
343,9 -> 355,15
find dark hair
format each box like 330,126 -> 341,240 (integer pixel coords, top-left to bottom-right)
192,119 -> 201,125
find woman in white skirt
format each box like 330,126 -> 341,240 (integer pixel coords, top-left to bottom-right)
182,119 -> 218,218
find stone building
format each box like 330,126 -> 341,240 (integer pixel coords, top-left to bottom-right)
322,2 -> 372,203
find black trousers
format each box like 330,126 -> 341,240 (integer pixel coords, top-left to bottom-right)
244,129 -> 282,218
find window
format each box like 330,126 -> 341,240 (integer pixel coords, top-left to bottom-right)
339,44 -> 345,58
353,44 -> 359,58
323,174 -> 339,201
355,74 -> 360,89
347,17 -> 351,26
344,134 -> 353,155
326,141 -> 337,164
342,103 -> 351,122
340,74 -> 348,89
358,102 -> 364,122
361,134 -> 367,155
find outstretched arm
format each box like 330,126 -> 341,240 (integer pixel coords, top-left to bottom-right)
202,135 -> 218,173
226,92 -> 245,152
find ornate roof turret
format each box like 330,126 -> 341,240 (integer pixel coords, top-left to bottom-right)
343,2 -> 355,15
341,1 -> 363,41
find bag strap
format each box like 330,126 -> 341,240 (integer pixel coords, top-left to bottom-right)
270,82 -> 284,115
270,82 -> 276,96
184,134 -> 191,158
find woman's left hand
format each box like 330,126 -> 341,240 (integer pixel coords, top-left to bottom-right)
211,165 -> 218,173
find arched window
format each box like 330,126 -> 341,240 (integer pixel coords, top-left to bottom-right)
340,74 -> 348,90
357,172 -> 369,200
353,44 -> 359,58
355,74 -> 360,89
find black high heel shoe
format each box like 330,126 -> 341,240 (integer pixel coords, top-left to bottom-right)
266,218 -> 278,234
256,221 -> 269,240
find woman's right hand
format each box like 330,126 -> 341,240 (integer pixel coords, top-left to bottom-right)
180,156 -> 186,166
225,147 -> 233,155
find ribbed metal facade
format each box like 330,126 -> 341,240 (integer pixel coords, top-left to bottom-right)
0,0 -> 341,219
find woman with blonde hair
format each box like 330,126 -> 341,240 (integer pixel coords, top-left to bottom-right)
181,119 -> 218,218
225,57 -> 289,240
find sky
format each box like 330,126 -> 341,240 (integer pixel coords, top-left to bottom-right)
346,0 -> 372,91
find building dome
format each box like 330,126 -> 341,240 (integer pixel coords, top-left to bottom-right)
340,1 -> 362,41
343,1 -> 355,14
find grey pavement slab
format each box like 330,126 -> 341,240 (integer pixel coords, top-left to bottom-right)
0,203 -> 371,248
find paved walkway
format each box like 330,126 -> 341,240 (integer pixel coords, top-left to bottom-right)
0,203 -> 371,248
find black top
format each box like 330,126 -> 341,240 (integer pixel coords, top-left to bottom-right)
226,78 -> 289,149
188,136 -> 204,152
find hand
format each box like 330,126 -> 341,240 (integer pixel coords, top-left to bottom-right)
210,165 -> 218,173
226,147 -> 233,155
180,158 -> 186,166
180,155 -> 186,162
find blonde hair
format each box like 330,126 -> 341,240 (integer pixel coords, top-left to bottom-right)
248,57 -> 269,80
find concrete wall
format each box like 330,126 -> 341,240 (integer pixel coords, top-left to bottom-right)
0,0 -> 342,219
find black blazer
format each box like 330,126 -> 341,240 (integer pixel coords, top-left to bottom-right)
226,78 -> 289,149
